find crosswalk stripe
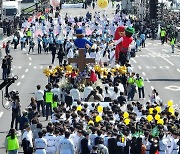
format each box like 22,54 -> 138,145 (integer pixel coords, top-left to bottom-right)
0,112 -> 4,118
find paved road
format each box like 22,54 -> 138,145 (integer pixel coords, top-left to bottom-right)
0,4 -> 117,153
130,40 -> 180,108
0,4 -> 180,153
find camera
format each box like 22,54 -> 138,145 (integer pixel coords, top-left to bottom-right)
9,90 -> 19,101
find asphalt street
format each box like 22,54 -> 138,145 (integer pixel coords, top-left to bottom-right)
0,4 -> 180,153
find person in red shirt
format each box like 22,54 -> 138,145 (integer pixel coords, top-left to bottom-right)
70,69 -> 77,84
114,26 -> 125,62
115,27 -> 134,66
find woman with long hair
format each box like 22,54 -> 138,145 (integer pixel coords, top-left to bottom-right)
5,128 -> 19,154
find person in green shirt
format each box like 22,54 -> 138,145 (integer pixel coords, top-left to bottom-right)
135,73 -> 145,99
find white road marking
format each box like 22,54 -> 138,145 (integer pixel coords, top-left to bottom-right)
162,49 -> 168,53
159,66 -> 169,69
138,66 -> 142,69
17,82 -> 21,86
29,57 -> 32,60
146,66 -> 156,69
177,69 -> 180,72
0,112 -> 3,118
142,72 -> 146,76
25,69 -> 28,72
131,58 -> 137,63
5,101 -> 9,106
146,78 -> 150,82
29,63 -> 32,66
150,86 -> 154,90
34,66 -> 36,69
19,66 -> 22,69
161,57 -> 174,66
21,75 -> 25,79
153,44 -> 158,46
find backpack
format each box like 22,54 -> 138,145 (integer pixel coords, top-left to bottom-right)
97,147 -> 104,154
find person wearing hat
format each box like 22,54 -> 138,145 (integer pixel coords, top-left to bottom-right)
74,28 -> 93,49
113,26 -> 125,62
115,27 -> 134,66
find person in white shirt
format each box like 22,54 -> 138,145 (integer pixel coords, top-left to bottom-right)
34,131 -> 47,154
44,127 -> 56,154
51,84 -> 61,101
83,83 -> 93,100
35,85 -> 45,116
70,85 -> 80,101
22,124 -> 34,154
58,131 -> 74,154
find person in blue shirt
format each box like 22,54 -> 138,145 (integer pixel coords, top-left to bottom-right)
74,28 -> 93,49
42,34 -> 49,53
140,32 -> 146,48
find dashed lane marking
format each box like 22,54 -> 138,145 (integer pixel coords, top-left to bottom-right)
146,66 -> 156,69
29,63 -> 32,66
17,82 -> 21,86
162,49 -> 168,53
142,72 -> 146,76
29,57 -> 32,60
159,66 -> 169,69
131,58 -> 137,63
21,75 -> 25,79
0,112 -> 3,118
177,69 -> 180,73
25,69 -> 28,72
138,66 -> 142,69
161,57 -> 174,66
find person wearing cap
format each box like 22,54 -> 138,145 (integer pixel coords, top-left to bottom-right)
58,131 -> 74,154
115,27 -> 134,66
34,131 -> 47,154
74,28 -> 93,49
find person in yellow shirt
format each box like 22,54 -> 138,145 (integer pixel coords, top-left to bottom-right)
5,128 -> 19,154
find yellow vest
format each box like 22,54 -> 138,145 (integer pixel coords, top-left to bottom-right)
45,92 -> 53,103
7,136 -> 19,151
27,30 -> 32,37
52,101 -> 58,108
136,78 -> 144,88
170,38 -> 176,45
160,30 -> 166,37
128,77 -> 135,84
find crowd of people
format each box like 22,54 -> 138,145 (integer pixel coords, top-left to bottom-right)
3,4 -> 180,154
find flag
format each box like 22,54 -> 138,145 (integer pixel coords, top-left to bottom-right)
151,126 -> 159,137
